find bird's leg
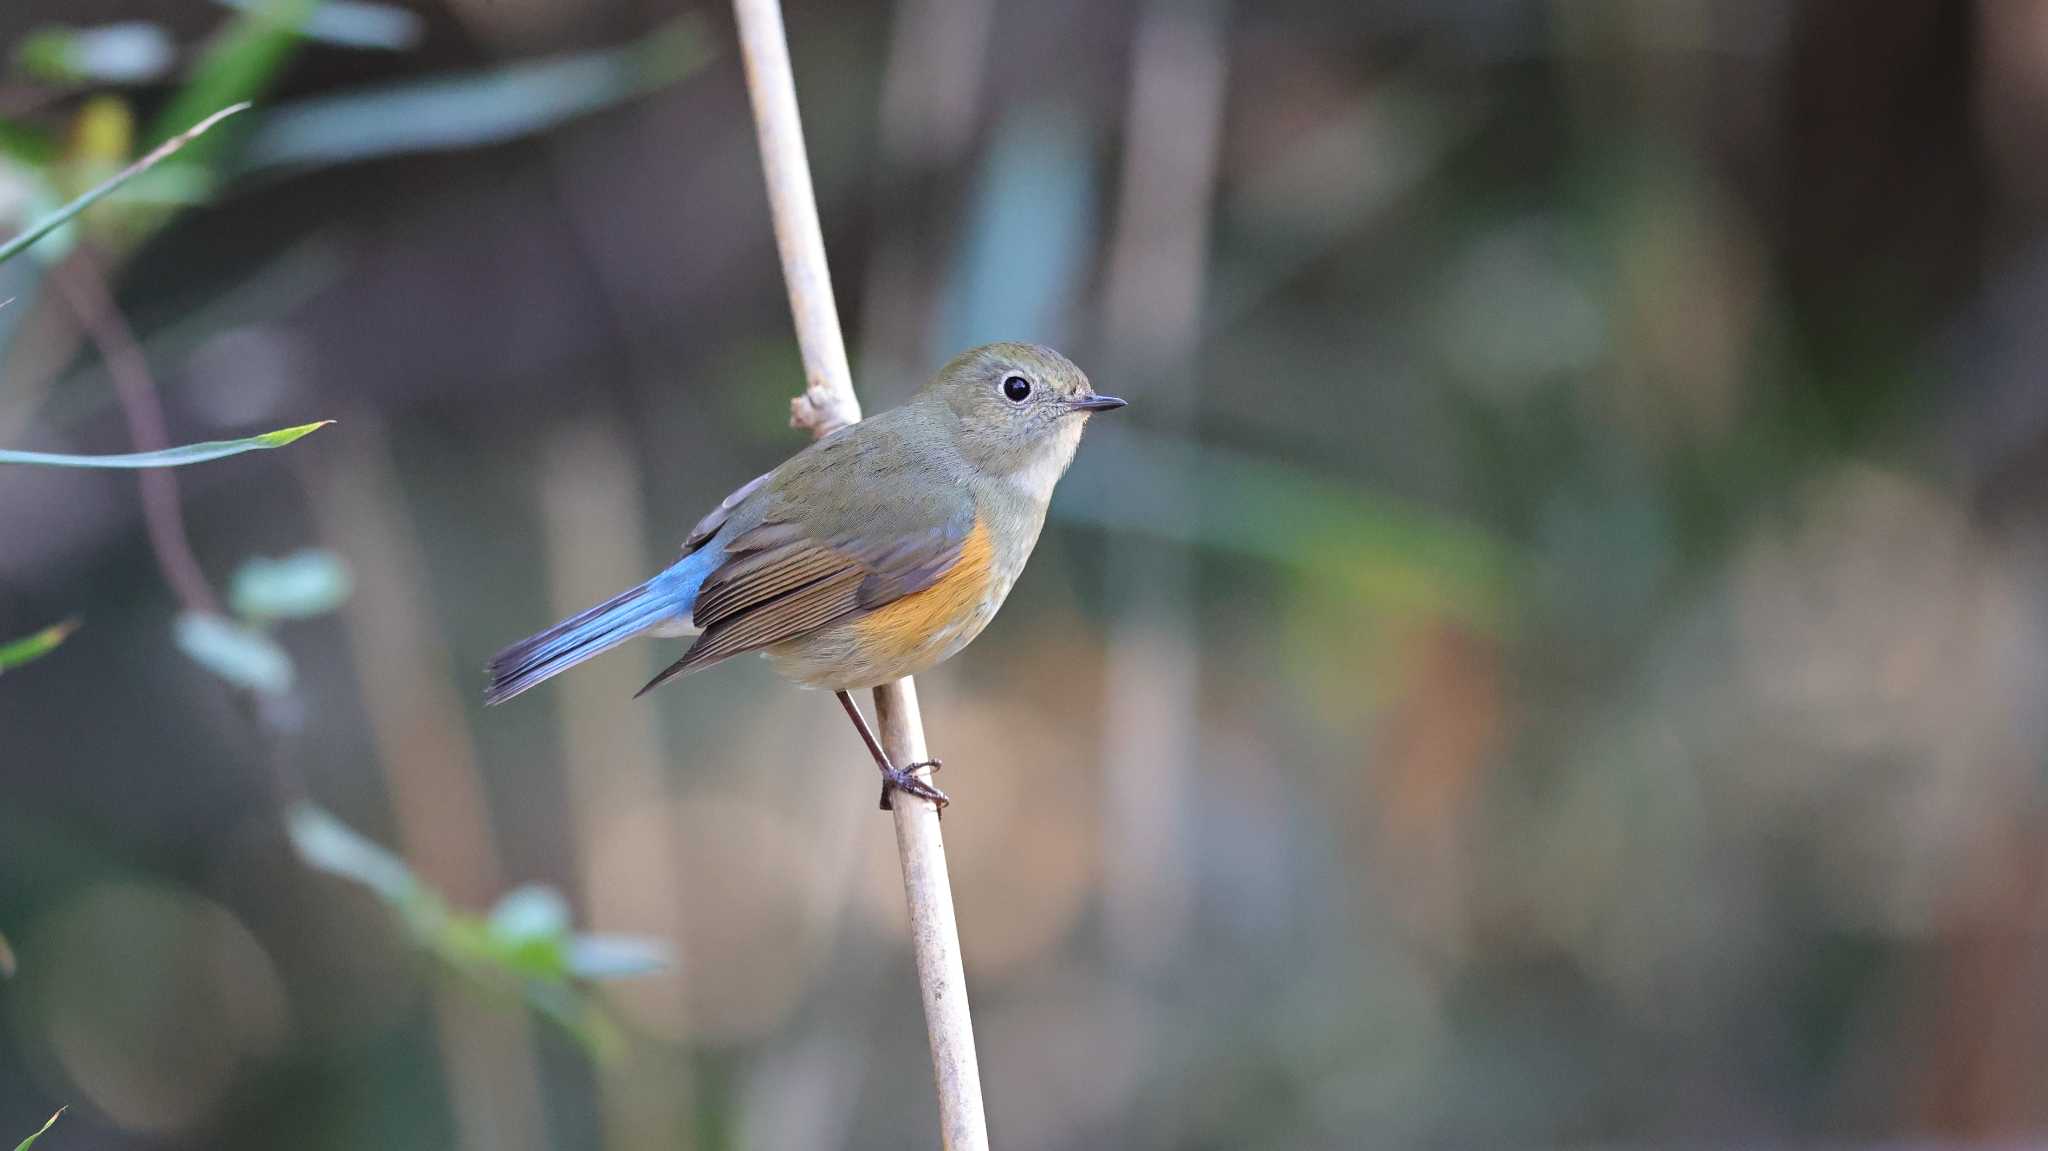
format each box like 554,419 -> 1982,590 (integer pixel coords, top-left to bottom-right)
834,690 -> 949,811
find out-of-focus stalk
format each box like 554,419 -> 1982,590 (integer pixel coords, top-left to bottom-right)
1097,0 -> 1230,969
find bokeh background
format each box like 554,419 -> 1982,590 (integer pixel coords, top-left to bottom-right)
4,0 -> 2047,1147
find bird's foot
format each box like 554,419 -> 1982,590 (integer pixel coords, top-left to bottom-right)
878,760 -> 949,812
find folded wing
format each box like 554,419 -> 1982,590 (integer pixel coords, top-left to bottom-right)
635,500 -> 974,696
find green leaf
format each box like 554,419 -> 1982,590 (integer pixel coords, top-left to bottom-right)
13,1109 -> 63,1151
486,886 -> 572,981
0,102 -> 251,266
0,123 -> 57,168
151,0 -> 312,159
237,17 -> 712,172
231,550 -> 352,620
0,619 -> 78,674
174,611 -> 294,695
0,420 -> 330,468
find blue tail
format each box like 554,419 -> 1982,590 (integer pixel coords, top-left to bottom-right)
484,554 -> 711,705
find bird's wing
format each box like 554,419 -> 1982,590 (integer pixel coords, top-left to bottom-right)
636,481 -> 975,695
681,470 -> 772,553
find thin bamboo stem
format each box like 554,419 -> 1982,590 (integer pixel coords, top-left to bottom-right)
730,1 -> 990,1146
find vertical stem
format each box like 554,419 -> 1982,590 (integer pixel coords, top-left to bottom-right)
52,254 -> 222,616
730,1 -> 990,1147
538,422 -> 696,1151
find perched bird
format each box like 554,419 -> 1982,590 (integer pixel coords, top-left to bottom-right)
485,342 -> 1124,808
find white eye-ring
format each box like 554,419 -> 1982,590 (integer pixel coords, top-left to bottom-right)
1001,375 -> 1032,403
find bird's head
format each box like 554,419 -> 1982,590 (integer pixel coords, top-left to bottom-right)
925,342 -> 1124,498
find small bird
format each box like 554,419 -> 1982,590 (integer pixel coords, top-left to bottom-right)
485,342 -> 1124,809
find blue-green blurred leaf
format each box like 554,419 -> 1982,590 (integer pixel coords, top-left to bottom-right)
0,419 -> 329,467
0,103 -> 251,266
568,935 -> 671,980
16,23 -> 175,84
1056,427 -> 1513,630
286,803 -> 420,904
174,611 -> 294,695
237,17 -> 712,172
231,549 -> 352,620
0,619 -> 77,675
942,103 -> 1096,354
213,0 -> 422,51
489,885 -> 571,944
12,1108 -> 62,1151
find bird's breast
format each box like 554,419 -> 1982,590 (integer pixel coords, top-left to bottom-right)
850,515 -> 1009,659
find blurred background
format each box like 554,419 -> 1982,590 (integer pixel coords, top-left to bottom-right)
3,0 -> 2046,1147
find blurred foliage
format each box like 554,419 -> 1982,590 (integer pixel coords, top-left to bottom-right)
0,102 -> 246,265
173,611 -> 295,695
212,0 -> 424,53
287,805 -> 667,1060
237,17 -> 712,172
15,24 -> 174,85
3,1 -> 2045,1149
0,619 -> 75,675
229,549 -> 352,620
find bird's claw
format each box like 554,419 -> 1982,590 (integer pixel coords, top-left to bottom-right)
878,762 -> 949,812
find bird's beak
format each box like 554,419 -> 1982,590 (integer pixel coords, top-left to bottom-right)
1068,393 -> 1128,413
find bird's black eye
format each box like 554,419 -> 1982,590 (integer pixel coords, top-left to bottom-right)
1001,374 -> 1032,403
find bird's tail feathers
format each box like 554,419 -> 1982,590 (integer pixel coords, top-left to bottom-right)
485,578 -> 681,705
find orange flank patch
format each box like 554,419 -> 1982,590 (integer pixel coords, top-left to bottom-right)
852,516 -> 998,663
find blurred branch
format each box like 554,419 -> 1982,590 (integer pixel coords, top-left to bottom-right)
307,417 -> 548,1151
51,253 -> 221,614
730,0 -> 989,1147
537,423 -> 697,1149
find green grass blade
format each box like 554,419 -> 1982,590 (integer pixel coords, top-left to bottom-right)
0,620 -> 78,674
13,1109 -> 63,1151
0,102 -> 250,266
152,0 -> 311,155
0,419 -> 330,468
